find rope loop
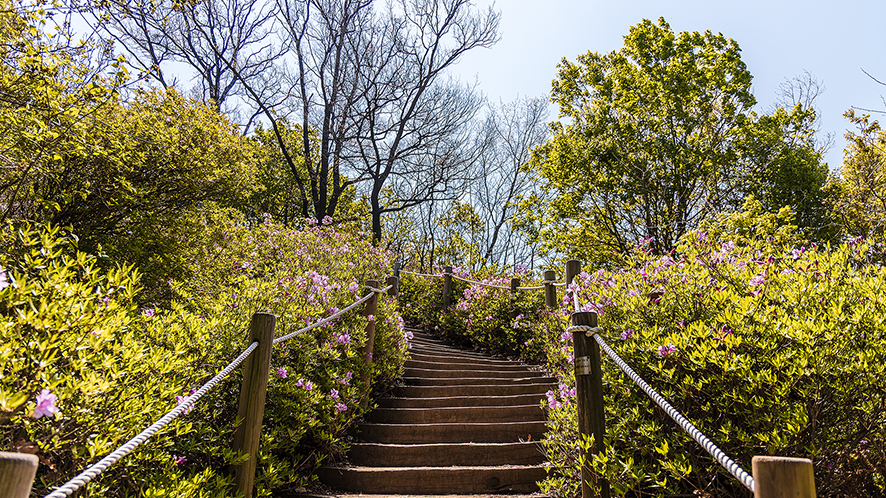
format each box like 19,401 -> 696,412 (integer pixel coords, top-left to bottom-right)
566,324 -> 603,336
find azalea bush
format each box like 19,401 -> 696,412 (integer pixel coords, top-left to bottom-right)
1,220 -> 407,497
400,201 -> 886,497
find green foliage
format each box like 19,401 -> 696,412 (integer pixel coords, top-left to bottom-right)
0,2 -> 260,298
1,221 -> 408,496
832,110 -> 886,257
400,204 -> 886,497
524,17 -> 830,266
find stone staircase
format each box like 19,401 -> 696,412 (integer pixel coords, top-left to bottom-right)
317,329 -> 554,495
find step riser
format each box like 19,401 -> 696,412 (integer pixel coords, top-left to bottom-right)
348,442 -> 546,466
394,384 -> 553,398
317,466 -> 546,494
409,347 -> 499,360
404,359 -> 529,371
377,394 -> 545,408
404,376 -> 557,386
406,352 -> 526,368
357,422 -> 547,444
367,405 -> 544,424
404,367 -> 545,379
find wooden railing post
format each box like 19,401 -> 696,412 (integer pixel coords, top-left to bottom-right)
752,456 -> 816,498
509,277 -> 520,319
0,452 -> 38,498
386,276 -> 399,298
566,259 -> 581,287
393,260 -> 401,279
544,270 -> 557,310
442,266 -> 453,309
361,280 -> 380,379
232,313 -> 275,498
572,311 -> 609,498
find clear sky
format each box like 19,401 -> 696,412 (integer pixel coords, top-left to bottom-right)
452,0 -> 886,171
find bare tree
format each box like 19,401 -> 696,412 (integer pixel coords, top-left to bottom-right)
83,0 -> 285,125
472,95 -> 549,269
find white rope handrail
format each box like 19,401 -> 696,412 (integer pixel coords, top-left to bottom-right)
515,284 -> 547,291
450,273 -> 512,290
45,281 -> 394,496
44,341 -> 260,498
593,333 -> 756,491
273,285 -> 393,344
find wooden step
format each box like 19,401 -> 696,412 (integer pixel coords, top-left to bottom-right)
347,442 -> 545,466
377,393 -> 545,409
316,465 -> 547,494
394,383 -> 553,398
366,405 -> 544,424
404,367 -> 545,379
404,358 -> 530,371
357,421 -> 547,444
403,376 -> 557,386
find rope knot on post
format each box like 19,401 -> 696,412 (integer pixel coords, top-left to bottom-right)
567,324 -> 604,337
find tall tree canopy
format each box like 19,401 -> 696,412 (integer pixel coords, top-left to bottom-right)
526,18 -> 829,264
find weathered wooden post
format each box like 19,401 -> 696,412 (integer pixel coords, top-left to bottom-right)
393,260 -> 401,279
565,259 -> 582,312
509,277 -> 521,319
442,266 -> 453,309
232,313 -> 276,498
565,259 -> 581,287
0,452 -> 38,498
386,276 -> 399,298
360,280 -> 381,380
572,311 -> 609,498
544,270 -> 557,310
752,456 -> 816,498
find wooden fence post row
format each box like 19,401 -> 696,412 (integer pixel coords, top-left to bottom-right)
442,266 -> 453,309
544,269 -> 557,310
509,277 -> 521,319
0,452 -> 38,498
232,312 -> 276,498
571,310 -> 610,498
753,456 -> 816,498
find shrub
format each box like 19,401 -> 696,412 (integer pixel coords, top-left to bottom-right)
1,220 -> 408,496
399,206 -> 886,497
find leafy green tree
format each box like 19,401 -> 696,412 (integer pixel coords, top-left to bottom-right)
832,110 -> 886,251
526,18 -> 829,265
0,2 -> 259,296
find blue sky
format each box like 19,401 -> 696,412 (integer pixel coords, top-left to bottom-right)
452,0 -> 886,171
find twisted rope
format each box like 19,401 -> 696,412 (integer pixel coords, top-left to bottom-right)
273,285 -> 392,344
44,341 -> 260,498
450,274 -> 512,290
566,324 -> 603,336
516,284 -> 547,290
592,333 -> 756,492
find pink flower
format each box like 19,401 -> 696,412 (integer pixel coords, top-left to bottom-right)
322,215 -> 333,225
335,402 -> 348,412
304,381 -> 314,391
330,389 -> 339,399
33,389 -> 59,419
172,455 -> 187,464
749,274 -> 766,287
176,395 -> 191,414
143,308 -> 155,317
658,343 -> 677,357
367,315 -> 376,322
348,282 -> 360,294
0,266 -> 9,290
620,329 -> 634,340
277,367 -> 288,378
336,333 -> 351,344
296,378 -> 304,387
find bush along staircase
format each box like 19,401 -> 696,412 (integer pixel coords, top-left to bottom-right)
317,327 -> 554,495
